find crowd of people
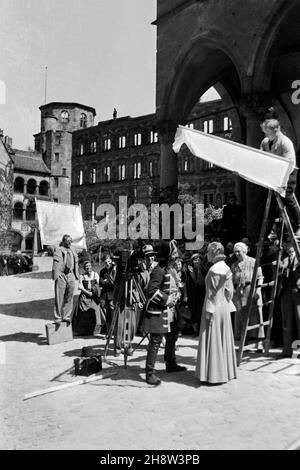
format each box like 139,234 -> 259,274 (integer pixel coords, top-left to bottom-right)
49,112 -> 300,386
50,229 -> 300,387
0,252 -> 33,276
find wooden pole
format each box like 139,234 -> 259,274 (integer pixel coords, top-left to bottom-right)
23,371 -> 117,401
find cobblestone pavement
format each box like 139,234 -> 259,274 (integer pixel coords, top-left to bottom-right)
0,275 -> 300,450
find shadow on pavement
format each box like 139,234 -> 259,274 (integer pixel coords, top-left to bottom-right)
0,295 -> 79,320
0,331 -> 47,345
0,298 -> 54,320
13,271 -> 52,279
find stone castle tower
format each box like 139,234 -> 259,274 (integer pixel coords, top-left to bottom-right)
34,102 -> 96,203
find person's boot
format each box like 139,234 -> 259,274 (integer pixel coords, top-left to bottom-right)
145,334 -> 162,386
146,373 -> 161,386
164,332 -> 187,373
166,363 -> 187,373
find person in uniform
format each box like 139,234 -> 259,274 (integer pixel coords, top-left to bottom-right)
142,240 -> 187,386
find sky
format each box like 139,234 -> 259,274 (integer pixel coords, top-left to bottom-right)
0,0 -> 219,150
0,0 -> 157,149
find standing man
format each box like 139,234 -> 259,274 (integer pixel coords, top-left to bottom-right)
260,118 -> 300,238
99,253 -> 117,332
140,244 -> 158,290
142,241 -> 186,386
52,234 -> 79,326
279,243 -> 300,357
221,194 -> 245,244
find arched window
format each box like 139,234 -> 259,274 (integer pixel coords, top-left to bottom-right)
149,161 -> 153,177
14,177 -> 24,193
90,168 -> 96,184
13,202 -> 23,220
118,164 -> 126,181
118,135 -> 126,149
150,130 -> 158,143
27,179 -> 37,195
25,233 -> 34,251
134,132 -> 142,146
104,166 -> 111,182
203,119 -> 214,133
80,113 -> 87,128
39,180 -> 49,196
133,162 -> 141,179
61,110 -> 69,123
104,138 -> 111,151
26,201 -> 36,221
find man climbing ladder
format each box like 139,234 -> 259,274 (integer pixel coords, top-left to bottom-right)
260,117 -> 300,239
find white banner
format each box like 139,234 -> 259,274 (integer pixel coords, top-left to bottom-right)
173,126 -> 295,196
35,199 -> 86,249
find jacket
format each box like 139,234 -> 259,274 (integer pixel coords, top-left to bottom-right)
279,255 -> 300,293
52,246 -> 79,281
143,264 -> 172,334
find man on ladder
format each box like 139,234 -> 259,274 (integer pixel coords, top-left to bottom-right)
260,116 -> 300,239
236,114 -> 300,364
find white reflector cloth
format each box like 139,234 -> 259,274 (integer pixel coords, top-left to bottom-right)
173,126 -> 295,196
36,199 -> 86,249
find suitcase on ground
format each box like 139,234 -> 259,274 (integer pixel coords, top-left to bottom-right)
45,322 -> 73,345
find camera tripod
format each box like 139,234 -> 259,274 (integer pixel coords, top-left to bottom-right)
103,270 -> 147,368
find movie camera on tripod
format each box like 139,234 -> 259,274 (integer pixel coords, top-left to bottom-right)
103,248 -> 146,368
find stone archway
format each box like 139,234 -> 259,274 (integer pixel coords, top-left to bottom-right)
158,38 -> 242,210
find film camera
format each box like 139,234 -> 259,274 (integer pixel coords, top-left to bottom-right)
118,249 -> 142,274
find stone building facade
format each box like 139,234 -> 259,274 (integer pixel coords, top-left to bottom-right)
71,99 -> 238,221
10,149 -> 51,252
153,0 -> 300,238
0,132 -> 14,253
71,113 -> 161,219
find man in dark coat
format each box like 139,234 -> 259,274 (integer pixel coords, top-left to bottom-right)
279,243 -> 300,357
221,194 -> 244,244
52,234 -> 79,326
142,241 -> 187,386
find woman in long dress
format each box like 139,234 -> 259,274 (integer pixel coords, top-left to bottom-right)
72,260 -> 103,336
195,242 -> 237,384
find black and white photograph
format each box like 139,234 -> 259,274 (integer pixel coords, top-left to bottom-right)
0,0 -> 300,453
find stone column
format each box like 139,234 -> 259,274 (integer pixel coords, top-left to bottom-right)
22,202 -> 26,221
239,93 -> 272,241
21,236 -> 26,252
158,121 -> 178,204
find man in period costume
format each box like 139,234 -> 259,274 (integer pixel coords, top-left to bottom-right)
142,240 -> 187,386
139,244 -> 158,290
52,234 -> 79,326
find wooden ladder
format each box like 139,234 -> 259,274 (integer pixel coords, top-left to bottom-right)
236,189 -> 300,366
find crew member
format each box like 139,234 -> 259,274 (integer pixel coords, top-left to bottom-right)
52,234 -> 79,326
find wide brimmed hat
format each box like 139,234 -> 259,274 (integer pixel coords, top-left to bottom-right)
142,244 -> 156,256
